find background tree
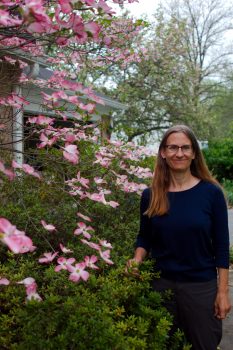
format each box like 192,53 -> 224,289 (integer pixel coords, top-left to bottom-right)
110,12 -> 216,142
210,73 -> 233,138
99,0 -> 233,143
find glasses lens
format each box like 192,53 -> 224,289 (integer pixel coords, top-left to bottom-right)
182,145 -> 192,152
167,145 -> 178,152
166,145 -> 192,153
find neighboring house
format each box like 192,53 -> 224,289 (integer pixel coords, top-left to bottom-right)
0,51 -> 126,164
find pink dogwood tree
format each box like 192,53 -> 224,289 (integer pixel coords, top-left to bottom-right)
0,0 -> 153,301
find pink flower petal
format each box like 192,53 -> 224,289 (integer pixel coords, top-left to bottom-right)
0,277 -> 10,285
41,220 -> 56,232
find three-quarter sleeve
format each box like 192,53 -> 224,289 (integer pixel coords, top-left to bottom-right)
135,188 -> 152,253
212,187 -> 230,269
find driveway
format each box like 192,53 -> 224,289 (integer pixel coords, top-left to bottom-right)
219,209 -> 233,350
219,269 -> 233,350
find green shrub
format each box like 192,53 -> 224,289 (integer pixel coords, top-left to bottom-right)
230,246 -> 233,265
0,142 -> 186,349
0,135 -> 192,350
222,179 -> 233,207
203,131 -> 233,181
0,261 -> 185,350
0,168 -> 141,263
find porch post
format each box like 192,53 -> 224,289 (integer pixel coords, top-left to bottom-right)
101,114 -> 111,143
13,85 -> 24,165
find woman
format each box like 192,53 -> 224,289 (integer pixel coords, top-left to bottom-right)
127,125 -> 231,350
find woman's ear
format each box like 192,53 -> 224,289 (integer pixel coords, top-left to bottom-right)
160,150 -> 166,159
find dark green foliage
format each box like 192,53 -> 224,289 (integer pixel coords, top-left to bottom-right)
0,140 -> 154,259
0,142 -> 186,349
0,162 -> 142,261
202,127 -> 233,206
230,246 -> 233,265
203,132 -> 233,182
221,179 -> 233,207
0,261 -> 186,350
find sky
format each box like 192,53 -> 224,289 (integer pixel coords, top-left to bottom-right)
112,0 -> 160,19
122,0 -> 160,18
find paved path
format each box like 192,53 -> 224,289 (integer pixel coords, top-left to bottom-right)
219,209 -> 233,350
219,270 -> 233,350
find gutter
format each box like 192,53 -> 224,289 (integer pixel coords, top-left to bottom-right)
1,48 -> 49,68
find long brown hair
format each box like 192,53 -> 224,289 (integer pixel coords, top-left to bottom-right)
146,125 -> 219,217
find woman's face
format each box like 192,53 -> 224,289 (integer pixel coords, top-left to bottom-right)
161,132 -> 195,173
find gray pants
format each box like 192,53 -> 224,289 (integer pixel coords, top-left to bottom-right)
152,277 -> 222,350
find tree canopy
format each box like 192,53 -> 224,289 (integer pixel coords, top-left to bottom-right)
96,0 -> 233,143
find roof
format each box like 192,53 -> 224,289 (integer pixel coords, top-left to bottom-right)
34,66 -> 126,110
1,48 -> 126,111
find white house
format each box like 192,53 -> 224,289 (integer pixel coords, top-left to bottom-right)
0,50 -> 126,164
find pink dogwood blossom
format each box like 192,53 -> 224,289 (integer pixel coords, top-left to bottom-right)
28,115 -> 54,125
65,172 -> 90,191
68,262 -> 89,282
12,161 -> 41,179
94,153 -> 112,167
58,0 -> 72,14
41,220 -> 56,232
0,277 -> 10,285
0,92 -> 29,108
0,9 -> 22,26
55,257 -> 76,272
38,133 -> 57,148
107,200 -> 119,208
94,177 -> 107,185
74,222 -> 94,239
99,249 -> 114,265
87,192 -> 107,204
17,277 -> 42,302
63,144 -> 79,164
0,218 -> 35,254
80,239 -> 100,251
84,255 -> 99,270
0,160 -> 15,181
59,243 -> 73,254
76,172 -> 90,188
3,234 -> 36,254
99,240 -> 112,249
77,212 -> 92,222
23,164 -> 41,179
38,252 -> 58,264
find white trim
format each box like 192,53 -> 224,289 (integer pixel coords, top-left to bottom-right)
13,86 -> 24,165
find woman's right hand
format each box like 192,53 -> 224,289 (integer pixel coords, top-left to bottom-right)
125,248 -> 147,276
125,258 -> 141,277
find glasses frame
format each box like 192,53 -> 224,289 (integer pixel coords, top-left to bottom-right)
164,144 -> 193,154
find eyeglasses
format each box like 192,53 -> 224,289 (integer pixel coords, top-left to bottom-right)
165,144 -> 193,154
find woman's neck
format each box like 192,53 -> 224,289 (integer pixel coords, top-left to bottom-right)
169,171 -> 199,192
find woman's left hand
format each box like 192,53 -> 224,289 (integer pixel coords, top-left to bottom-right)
214,291 -> 231,319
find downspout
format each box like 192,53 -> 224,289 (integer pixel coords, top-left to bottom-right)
13,62 -> 39,165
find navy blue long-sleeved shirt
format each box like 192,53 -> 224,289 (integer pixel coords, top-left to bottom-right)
136,181 -> 230,282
